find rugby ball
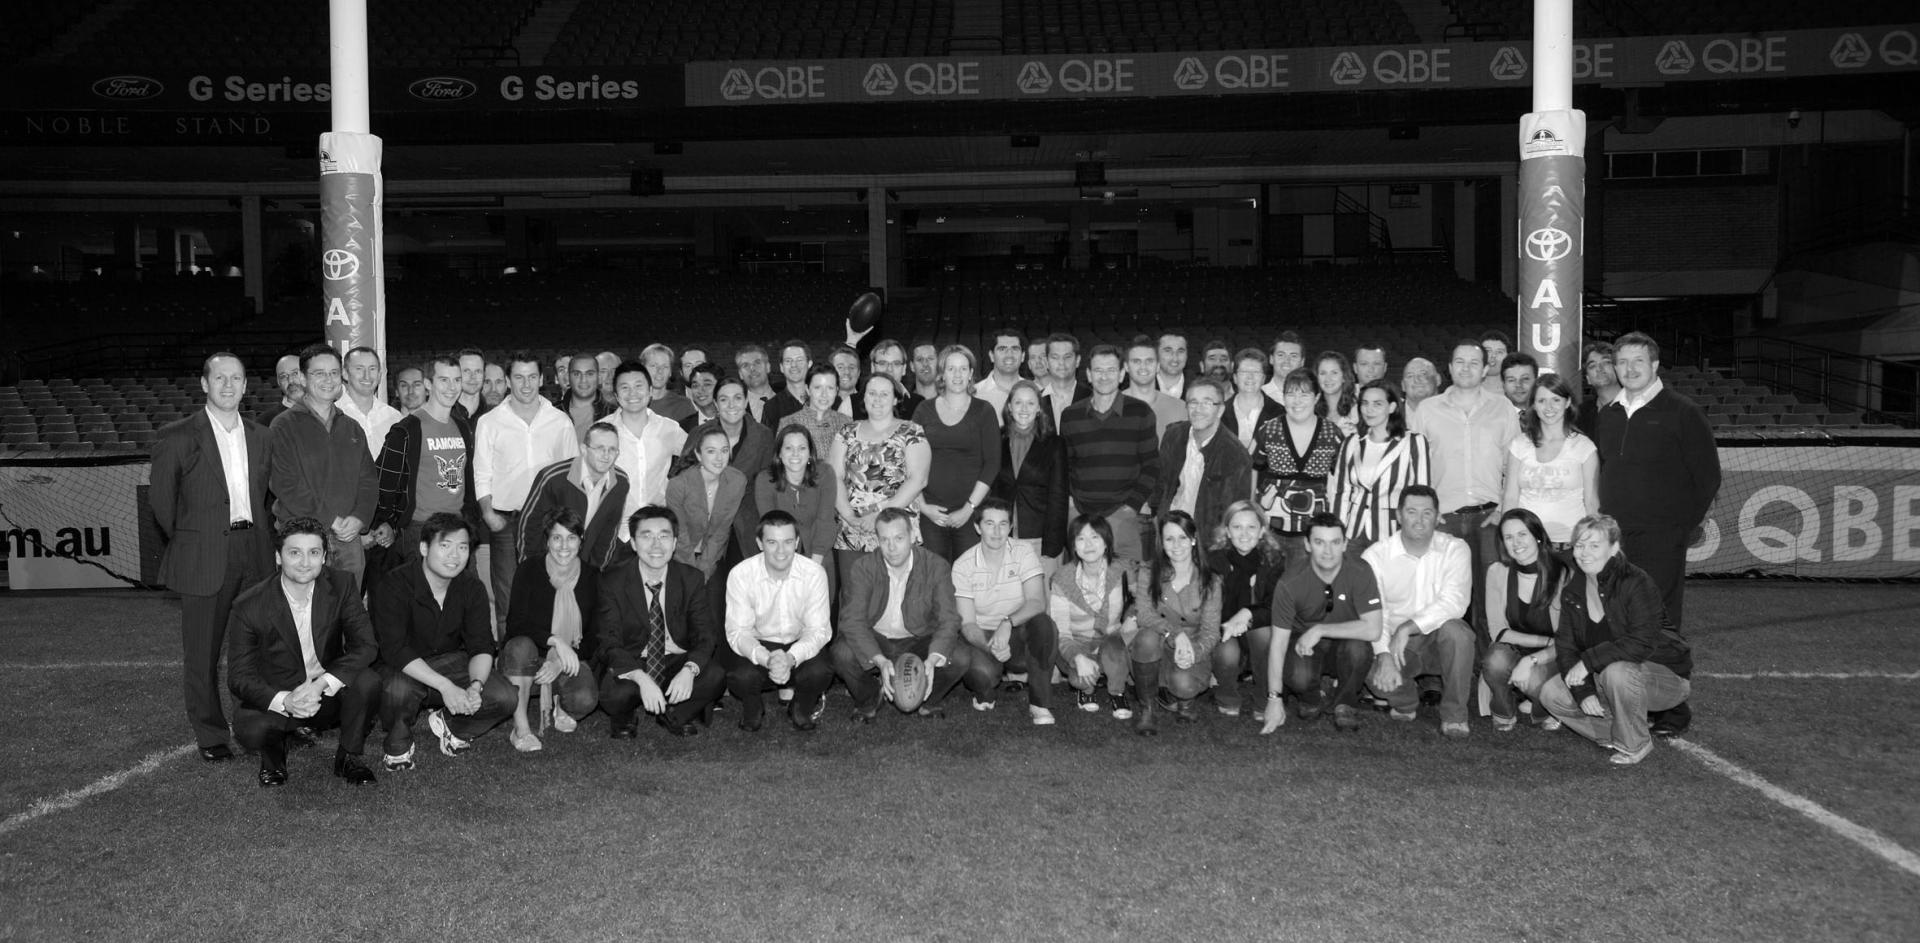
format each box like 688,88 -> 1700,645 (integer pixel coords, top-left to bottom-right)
848,291 -> 884,332
891,653 -> 927,713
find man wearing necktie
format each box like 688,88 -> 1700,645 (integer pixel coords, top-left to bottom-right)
596,506 -> 724,738
150,352 -> 274,763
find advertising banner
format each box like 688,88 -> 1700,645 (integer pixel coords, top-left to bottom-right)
683,24 -> 1920,105
0,457 -> 151,590
1689,442 -> 1920,579
1515,110 -> 1585,386
2,67 -> 680,111
318,132 -> 384,361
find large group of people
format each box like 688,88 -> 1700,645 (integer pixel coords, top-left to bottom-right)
148,320 -> 1722,788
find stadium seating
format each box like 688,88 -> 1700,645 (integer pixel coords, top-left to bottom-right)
1001,0 -> 1416,54
547,0 -> 954,66
57,0 -> 538,69
1447,0 -> 1915,41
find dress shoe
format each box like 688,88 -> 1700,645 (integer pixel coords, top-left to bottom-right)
849,707 -> 878,725
665,720 -> 701,738
738,714 -> 765,733
1650,701 -> 1692,738
610,720 -> 639,740
198,744 -> 234,763
333,750 -> 378,786
790,707 -> 818,732
258,748 -> 288,788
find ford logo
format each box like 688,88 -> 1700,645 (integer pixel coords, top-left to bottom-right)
91,75 -> 164,101
408,76 -> 477,101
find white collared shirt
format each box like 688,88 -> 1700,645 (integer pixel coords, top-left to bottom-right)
1409,387 -> 1519,511
603,408 -> 690,520
267,579 -> 342,714
1169,429 -> 1208,517
1360,531 -> 1471,655
723,553 -> 832,666
973,374 -> 1018,421
875,554 -> 915,639
475,399 -> 578,512
1618,376 -> 1665,419
336,393 -> 403,461
206,407 -> 252,526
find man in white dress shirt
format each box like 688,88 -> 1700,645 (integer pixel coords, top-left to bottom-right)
1360,485 -> 1474,738
721,511 -> 835,732
475,350 -> 580,630
602,360 -> 689,525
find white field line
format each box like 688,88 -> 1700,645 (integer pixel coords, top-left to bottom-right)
0,744 -> 195,840
0,660 -> 176,670
1671,738 -> 1920,880
1696,670 -> 1920,681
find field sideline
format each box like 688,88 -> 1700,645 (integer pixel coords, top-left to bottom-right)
0,582 -> 1914,942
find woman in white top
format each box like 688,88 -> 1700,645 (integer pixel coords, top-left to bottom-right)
1503,372 -> 1598,547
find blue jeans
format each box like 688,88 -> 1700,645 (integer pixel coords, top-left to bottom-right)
1538,660 -> 1691,755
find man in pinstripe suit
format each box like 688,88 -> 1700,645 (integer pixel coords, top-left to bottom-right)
150,352 -> 274,762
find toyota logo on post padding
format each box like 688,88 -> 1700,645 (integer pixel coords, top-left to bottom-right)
92,75 -> 165,100
322,249 -> 360,281
1525,227 -> 1574,262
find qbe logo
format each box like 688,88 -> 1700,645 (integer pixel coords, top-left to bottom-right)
863,63 -> 899,95
1329,52 -> 1366,85
1172,57 -> 1208,90
1655,40 -> 1695,75
719,68 -> 754,101
1489,47 -> 1528,81
321,249 -> 359,281
1524,227 -> 1573,262
1016,61 -> 1053,94
1829,33 -> 1871,68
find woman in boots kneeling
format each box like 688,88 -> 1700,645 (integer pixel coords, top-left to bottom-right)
1130,510 -> 1223,734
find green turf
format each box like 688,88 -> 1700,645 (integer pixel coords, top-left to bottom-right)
0,583 -> 1914,941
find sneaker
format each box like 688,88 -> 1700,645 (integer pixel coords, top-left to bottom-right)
810,697 -> 828,724
381,747 -> 416,772
972,697 -> 997,712
551,708 -> 577,734
1108,691 -> 1134,721
916,704 -> 947,719
778,687 -> 795,703
1388,708 -> 1417,723
1331,703 -> 1361,732
1029,706 -> 1056,727
1540,716 -> 1563,732
1218,703 -> 1241,717
1492,714 -> 1517,732
426,709 -> 472,757
1610,741 -> 1654,766
1441,721 -> 1470,739
509,729 -> 543,753
1076,690 -> 1100,712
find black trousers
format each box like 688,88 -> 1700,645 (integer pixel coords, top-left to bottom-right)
716,640 -> 833,722
599,652 -> 727,728
179,528 -> 264,749
233,666 -> 382,756
1622,524 -> 1690,631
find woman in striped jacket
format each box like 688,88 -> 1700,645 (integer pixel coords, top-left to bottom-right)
1328,379 -> 1430,555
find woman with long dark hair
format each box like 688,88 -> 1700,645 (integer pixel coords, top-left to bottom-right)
1480,507 -> 1565,731
1504,371 -> 1598,548
1252,368 -> 1345,573
1129,510 -> 1221,735
1313,350 -> 1359,437
1328,379 -> 1430,556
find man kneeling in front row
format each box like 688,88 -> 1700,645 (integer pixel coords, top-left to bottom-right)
370,512 -> 516,769
227,517 -> 384,787
596,505 -> 726,739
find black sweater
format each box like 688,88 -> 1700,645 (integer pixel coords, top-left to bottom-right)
1595,386 -> 1720,531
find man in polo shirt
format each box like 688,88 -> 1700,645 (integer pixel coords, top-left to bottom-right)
1060,345 -> 1159,565
834,508 -> 995,722
518,422 -> 631,569
475,350 -> 579,627
951,499 -> 1056,725
1409,340 -> 1519,637
371,512 -> 515,770
721,511 -> 835,732
269,343 -> 378,594
1156,331 -> 1190,399
1259,513 -> 1383,735
372,355 -> 480,570
641,343 -> 696,425
973,327 -> 1027,420
1359,486 -> 1474,738
1124,334 -> 1188,440
603,360 -> 689,523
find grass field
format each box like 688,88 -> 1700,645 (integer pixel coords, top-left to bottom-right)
1,582 -> 1915,942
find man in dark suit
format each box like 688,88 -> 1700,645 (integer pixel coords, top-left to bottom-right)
150,352 -> 273,762
226,517 -> 383,787
596,506 -> 725,738
832,508 -> 999,723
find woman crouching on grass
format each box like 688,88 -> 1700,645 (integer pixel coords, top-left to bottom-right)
498,507 -> 601,751
1482,508 -> 1566,732
1206,500 -> 1286,719
1049,513 -> 1134,721
1534,514 -> 1693,766
1129,510 -> 1222,736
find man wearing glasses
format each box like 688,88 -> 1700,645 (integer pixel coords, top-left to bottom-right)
865,339 -> 923,420
1259,512 -> 1382,734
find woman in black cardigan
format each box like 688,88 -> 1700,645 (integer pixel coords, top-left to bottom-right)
1535,513 -> 1693,766
990,380 -> 1068,566
498,506 -> 602,752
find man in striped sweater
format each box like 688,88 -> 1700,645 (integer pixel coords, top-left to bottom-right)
1060,344 -> 1160,565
